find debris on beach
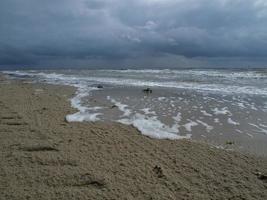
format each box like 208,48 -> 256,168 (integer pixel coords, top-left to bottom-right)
153,165 -> 165,178
225,141 -> 235,145
111,105 -> 117,109
143,88 -> 152,94
254,171 -> 267,182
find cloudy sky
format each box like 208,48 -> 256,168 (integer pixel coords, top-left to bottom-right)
1,0 -> 267,69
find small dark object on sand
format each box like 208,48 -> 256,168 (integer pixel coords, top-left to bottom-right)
97,85 -> 103,89
225,141 -> 235,145
153,165 -> 165,178
258,174 -> 267,181
255,172 -> 267,182
111,105 -> 117,109
143,88 -> 152,94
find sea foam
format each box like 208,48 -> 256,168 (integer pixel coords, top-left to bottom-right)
107,97 -> 189,139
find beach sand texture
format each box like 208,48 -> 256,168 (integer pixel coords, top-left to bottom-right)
0,77 -> 267,200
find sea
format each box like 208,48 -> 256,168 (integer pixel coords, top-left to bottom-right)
3,68 -> 267,156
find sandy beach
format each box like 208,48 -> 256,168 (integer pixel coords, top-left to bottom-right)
0,75 -> 267,200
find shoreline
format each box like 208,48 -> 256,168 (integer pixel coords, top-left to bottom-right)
0,76 -> 267,199
3,70 -> 267,157
86,86 -> 267,157
75,83 -> 267,157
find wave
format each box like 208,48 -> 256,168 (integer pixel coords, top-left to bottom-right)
3,70 -> 267,96
97,69 -> 267,79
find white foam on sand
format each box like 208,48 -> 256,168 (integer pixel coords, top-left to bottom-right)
235,129 -> 243,133
237,102 -> 246,109
29,72 -> 104,123
214,118 -> 220,123
196,120 -> 213,132
140,108 -> 156,115
66,112 -> 101,122
66,85 -> 102,122
118,114 -> 190,140
249,123 -> 267,135
212,107 -> 232,116
260,123 -> 267,128
107,98 -> 190,140
200,110 -> 213,117
183,120 -> 198,132
3,71 -> 104,123
227,118 -> 240,126
158,97 -> 166,101
173,112 -> 182,122
107,96 -> 132,117
245,132 -> 254,138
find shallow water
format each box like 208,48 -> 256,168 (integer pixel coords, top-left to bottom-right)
3,69 -> 267,156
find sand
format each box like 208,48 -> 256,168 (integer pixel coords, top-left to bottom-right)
0,75 -> 267,200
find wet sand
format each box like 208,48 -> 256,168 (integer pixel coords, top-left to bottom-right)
86,86 -> 267,157
0,75 -> 267,200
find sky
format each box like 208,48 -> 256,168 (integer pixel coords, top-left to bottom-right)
0,0 -> 267,69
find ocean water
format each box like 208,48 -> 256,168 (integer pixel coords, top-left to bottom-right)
3,69 -> 267,155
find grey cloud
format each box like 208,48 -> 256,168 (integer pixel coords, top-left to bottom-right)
0,0 -> 267,68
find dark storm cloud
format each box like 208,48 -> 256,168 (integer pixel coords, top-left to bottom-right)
0,0 -> 267,68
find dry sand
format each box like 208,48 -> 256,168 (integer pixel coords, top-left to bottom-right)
0,75 -> 267,200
